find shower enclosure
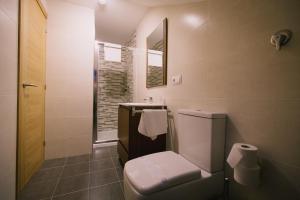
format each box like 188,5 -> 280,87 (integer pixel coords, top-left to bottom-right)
93,40 -> 134,143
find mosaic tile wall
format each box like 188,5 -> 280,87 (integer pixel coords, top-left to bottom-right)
97,35 -> 135,132
147,40 -> 164,87
147,66 -> 164,87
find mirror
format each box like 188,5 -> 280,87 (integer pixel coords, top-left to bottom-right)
146,18 -> 168,88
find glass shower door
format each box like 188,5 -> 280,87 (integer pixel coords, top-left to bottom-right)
94,42 -> 133,143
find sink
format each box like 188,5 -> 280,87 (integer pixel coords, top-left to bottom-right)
119,102 -> 165,107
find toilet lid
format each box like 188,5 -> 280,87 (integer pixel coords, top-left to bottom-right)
124,151 -> 202,195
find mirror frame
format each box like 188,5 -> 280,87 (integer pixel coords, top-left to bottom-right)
146,18 -> 168,88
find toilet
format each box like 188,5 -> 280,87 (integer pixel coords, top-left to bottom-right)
123,109 -> 226,200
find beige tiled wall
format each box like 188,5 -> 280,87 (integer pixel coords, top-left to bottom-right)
0,0 -> 18,199
45,0 -> 95,159
134,0 -> 300,199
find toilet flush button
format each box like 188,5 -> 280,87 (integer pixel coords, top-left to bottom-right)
172,74 -> 182,85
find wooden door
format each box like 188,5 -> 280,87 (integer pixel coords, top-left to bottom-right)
18,0 -> 47,190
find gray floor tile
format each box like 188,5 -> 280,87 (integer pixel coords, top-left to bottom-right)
90,159 -> 114,172
54,174 -> 90,196
30,167 -> 63,183
116,168 -> 123,180
20,144 -> 122,200
90,169 -> 119,187
53,189 -> 89,200
112,157 -> 122,168
19,179 -> 57,200
119,181 -> 124,193
66,155 -> 90,165
90,182 -> 124,200
109,146 -> 118,157
62,163 -> 90,177
91,148 -> 111,160
41,158 -> 66,169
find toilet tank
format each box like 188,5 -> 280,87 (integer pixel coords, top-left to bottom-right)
177,109 -> 226,173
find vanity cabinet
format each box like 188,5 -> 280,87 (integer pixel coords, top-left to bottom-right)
117,104 -> 167,165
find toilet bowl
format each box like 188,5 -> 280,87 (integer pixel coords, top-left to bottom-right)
123,109 -> 226,200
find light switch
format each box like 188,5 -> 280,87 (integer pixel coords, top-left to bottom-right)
171,74 -> 182,85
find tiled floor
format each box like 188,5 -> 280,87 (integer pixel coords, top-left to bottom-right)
19,145 -> 124,200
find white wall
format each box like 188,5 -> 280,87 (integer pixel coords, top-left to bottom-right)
134,1 -> 300,199
0,0 -> 18,199
46,0 -> 95,159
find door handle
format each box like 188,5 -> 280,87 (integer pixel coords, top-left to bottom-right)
22,83 -> 38,88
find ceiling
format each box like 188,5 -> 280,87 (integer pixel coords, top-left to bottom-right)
95,0 -> 148,44
65,0 -> 204,44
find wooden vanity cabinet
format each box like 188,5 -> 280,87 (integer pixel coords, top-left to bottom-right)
117,105 -> 167,165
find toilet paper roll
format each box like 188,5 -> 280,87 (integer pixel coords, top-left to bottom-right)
227,143 -> 258,168
234,164 -> 261,186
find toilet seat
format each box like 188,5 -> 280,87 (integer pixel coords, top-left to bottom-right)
124,151 -> 201,195
124,151 -> 224,200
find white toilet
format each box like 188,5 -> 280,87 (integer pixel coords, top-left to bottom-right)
123,109 -> 226,200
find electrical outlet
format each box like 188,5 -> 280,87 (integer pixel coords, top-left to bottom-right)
171,74 -> 182,85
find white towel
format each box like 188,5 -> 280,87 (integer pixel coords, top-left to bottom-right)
138,109 -> 168,140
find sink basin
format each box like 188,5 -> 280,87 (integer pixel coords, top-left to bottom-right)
119,102 -> 165,107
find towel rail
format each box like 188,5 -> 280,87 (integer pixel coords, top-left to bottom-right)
131,106 -> 171,117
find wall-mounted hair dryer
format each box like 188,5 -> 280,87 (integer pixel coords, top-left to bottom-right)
270,29 -> 292,50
